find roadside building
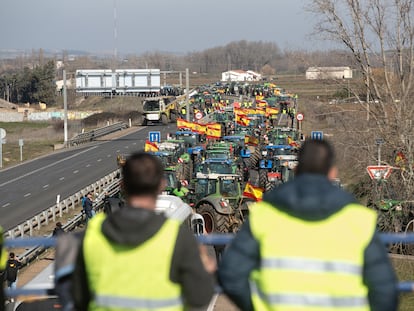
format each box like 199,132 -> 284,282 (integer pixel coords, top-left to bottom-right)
221,70 -> 262,82
306,66 -> 353,80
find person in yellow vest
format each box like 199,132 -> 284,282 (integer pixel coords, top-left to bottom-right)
72,152 -> 215,311
0,226 -> 7,311
218,140 -> 398,311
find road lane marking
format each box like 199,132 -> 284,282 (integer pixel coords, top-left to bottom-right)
133,142 -> 137,145
207,294 -> 219,311
116,150 -> 120,152
86,164 -> 91,167
0,146 -> 99,188
124,146 -> 129,149
2,203 -> 10,208
43,184 -> 49,188
73,170 -> 79,174
59,177 -> 65,181
107,154 -> 111,157
97,159 -> 102,162
24,193 -> 31,197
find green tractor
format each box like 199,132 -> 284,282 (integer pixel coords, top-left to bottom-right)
192,173 -> 253,234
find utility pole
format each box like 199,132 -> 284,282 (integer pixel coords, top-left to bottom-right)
63,70 -> 68,144
186,68 -> 190,122
376,138 -> 384,166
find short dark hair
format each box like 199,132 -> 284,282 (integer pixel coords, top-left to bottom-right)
296,139 -> 335,176
9,252 -> 15,258
122,152 -> 164,198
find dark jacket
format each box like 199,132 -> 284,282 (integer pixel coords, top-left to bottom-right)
218,174 -> 398,311
5,259 -> 20,282
72,206 -> 214,311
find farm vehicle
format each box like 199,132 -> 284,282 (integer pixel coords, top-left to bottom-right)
142,96 -> 180,125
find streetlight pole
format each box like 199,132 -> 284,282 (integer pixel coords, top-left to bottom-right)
376,138 -> 384,166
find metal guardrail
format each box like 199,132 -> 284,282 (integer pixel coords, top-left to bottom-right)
68,121 -> 128,146
5,170 -> 120,239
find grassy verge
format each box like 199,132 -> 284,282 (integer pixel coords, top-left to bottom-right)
391,256 -> 414,310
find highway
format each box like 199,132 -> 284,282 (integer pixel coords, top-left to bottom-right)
0,124 -> 177,230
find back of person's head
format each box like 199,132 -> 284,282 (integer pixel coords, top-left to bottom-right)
296,139 -> 335,176
122,152 -> 164,198
9,252 -> 15,259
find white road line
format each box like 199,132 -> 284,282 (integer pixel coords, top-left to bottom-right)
133,142 -> 137,145
59,177 -> 65,181
107,154 -> 111,157
43,184 -> 49,188
0,146 -> 99,188
86,164 -> 91,167
24,193 -> 31,197
73,170 -> 79,174
124,146 -> 129,149
116,150 -> 120,152
97,159 -> 102,162
2,203 -> 10,208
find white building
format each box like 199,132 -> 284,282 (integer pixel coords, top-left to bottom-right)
306,67 -> 353,80
221,70 -> 262,82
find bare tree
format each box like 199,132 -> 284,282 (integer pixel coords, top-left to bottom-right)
310,0 -> 414,232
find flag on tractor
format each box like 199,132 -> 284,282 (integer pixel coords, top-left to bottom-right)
144,140 -> 159,152
245,135 -> 259,146
287,136 -> 300,148
265,107 -> 279,117
192,123 -> 207,134
256,99 -> 268,108
243,182 -> 263,201
206,123 -> 222,139
236,114 -> 251,126
177,118 -> 193,129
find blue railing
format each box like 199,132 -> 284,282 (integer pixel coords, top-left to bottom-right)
4,232 -> 414,297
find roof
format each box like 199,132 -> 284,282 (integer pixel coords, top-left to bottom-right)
306,66 -> 351,72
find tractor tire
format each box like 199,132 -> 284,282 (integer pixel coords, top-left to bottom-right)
258,169 -> 268,189
142,118 -> 148,126
249,149 -> 261,169
170,112 -> 177,123
183,163 -> 191,182
161,114 -> 168,125
198,203 -> 231,234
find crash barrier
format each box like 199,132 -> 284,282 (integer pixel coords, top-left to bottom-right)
5,169 -> 120,241
3,232 -> 414,297
68,121 -> 128,146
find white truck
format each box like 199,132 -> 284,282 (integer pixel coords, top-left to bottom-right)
75,69 -> 161,95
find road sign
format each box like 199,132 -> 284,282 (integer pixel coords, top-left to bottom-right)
148,131 -> 161,143
19,139 -> 24,147
195,112 -> 203,120
0,128 -> 6,139
296,113 -> 304,122
311,131 -> 323,140
366,165 -> 393,180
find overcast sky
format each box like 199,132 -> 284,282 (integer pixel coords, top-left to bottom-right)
0,0 -> 330,55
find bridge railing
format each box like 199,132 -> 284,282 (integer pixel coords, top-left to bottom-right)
3,233 -> 414,297
68,121 -> 128,146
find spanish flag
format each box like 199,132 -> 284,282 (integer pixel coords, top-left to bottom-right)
193,123 -> 207,134
265,107 -> 279,117
256,99 -> 268,108
234,108 -> 247,116
236,114 -> 251,126
144,140 -> 159,152
177,118 -> 193,129
206,124 -> 222,139
287,136 -> 300,148
245,135 -> 259,146
243,182 -> 263,201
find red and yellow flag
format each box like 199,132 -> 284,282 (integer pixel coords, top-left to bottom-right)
265,107 -> 279,117
256,99 -> 268,108
236,114 -> 251,126
144,140 -> 159,152
244,135 -> 259,146
192,123 -> 207,134
287,136 -> 300,148
243,182 -> 263,201
177,118 -> 193,129
234,108 -> 247,116
206,123 -> 222,139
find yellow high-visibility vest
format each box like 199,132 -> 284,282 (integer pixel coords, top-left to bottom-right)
249,201 -> 376,311
83,213 -> 182,311
0,226 -> 7,270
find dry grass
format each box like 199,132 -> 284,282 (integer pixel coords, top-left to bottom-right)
391,256 -> 414,310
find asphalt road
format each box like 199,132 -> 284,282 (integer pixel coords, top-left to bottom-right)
0,124 -> 177,230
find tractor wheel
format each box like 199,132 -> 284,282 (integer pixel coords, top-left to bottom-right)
182,163 -> 191,182
142,118 -> 148,126
249,149 -> 261,169
258,169 -> 268,189
170,112 -> 177,123
161,114 -> 168,125
198,203 -> 231,234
